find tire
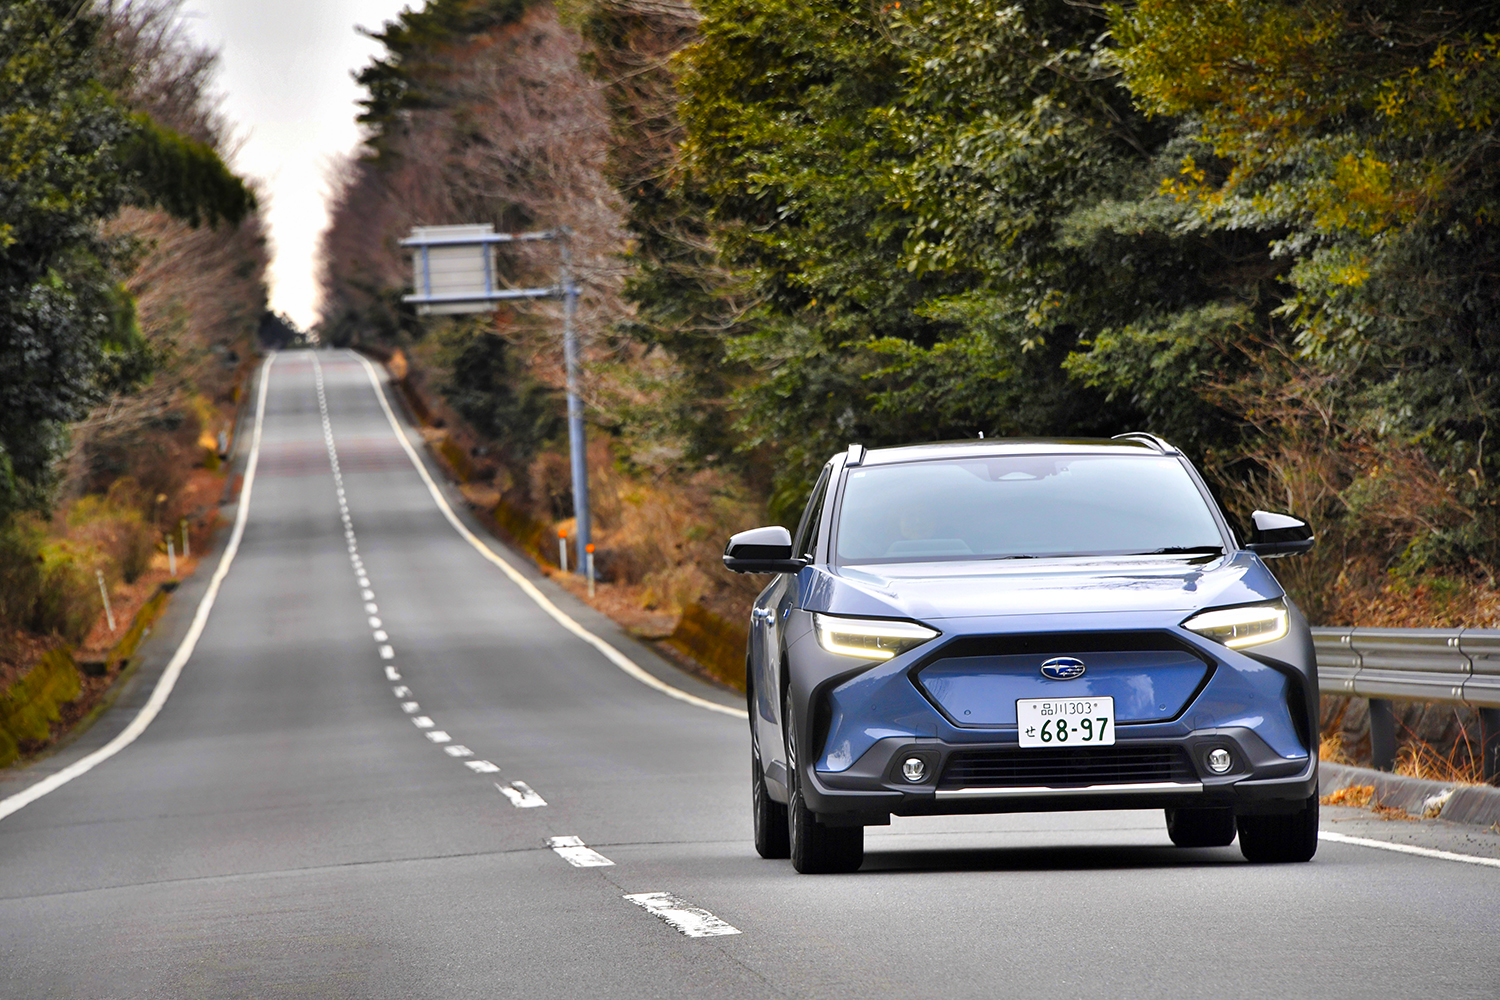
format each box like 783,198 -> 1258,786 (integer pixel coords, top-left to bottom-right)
752,723 -> 789,859
1165,807 -> 1237,848
1237,794 -> 1319,863
784,690 -> 862,874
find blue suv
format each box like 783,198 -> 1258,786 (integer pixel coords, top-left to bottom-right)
725,436 -> 1319,873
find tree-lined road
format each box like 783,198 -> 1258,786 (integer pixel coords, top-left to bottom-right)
2,350 -> 1498,999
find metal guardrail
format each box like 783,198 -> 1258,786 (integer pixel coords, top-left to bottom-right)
1312,627 -> 1500,781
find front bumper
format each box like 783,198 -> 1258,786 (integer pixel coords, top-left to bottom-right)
783,606 -> 1320,825
802,728 -> 1317,825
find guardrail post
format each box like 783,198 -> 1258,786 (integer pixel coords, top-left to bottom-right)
1368,698 -> 1397,772
1480,708 -> 1500,785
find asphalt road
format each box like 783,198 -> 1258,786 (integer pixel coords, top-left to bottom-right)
3,349 -> 1499,999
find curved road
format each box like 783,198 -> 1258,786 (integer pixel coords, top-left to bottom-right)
2,349 -> 1498,998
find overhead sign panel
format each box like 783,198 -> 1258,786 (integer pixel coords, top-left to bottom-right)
406,224 -> 499,315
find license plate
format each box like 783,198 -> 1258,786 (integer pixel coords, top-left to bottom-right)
1016,697 -> 1115,748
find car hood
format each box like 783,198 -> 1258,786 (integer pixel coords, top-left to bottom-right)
804,552 -> 1281,622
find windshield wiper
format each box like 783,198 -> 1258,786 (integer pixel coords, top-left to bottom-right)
1134,546 -> 1224,556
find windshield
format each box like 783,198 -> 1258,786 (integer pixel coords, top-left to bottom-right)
834,454 -> 1224,564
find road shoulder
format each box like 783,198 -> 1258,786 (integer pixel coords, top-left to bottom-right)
0,362 -> 265,800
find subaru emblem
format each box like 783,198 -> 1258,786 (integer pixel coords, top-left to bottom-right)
1040,656 -> 1086,680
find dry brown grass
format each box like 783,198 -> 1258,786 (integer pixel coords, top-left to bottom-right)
1319,731 -> 1353,765
1321,784 -> 1374,808
1371,803 -> 1416,821
1320,785 -> 1414,820
1325,574 -> 1500,630
1395,734 -> 1486,785
1322,695 -> 1489,784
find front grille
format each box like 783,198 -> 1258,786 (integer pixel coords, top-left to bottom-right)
939,744 -> 1195,788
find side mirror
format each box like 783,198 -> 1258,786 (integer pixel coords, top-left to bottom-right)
1246,510 -> 1314,558
723,526 -> 807,574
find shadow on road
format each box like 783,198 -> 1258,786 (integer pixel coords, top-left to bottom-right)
858,843 -> 1244,874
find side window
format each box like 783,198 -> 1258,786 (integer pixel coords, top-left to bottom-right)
792,468 -> 831,560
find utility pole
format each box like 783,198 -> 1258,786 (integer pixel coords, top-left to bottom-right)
559,237 -> 590,573
400,225 -> 591,571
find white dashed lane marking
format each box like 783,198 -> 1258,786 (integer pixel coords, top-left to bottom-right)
499,781 -> 547,808
317,354 -> 566,813
624,892 -> 742,938
547,836 -> 613,867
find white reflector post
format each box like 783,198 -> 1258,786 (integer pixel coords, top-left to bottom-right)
409,224 -> 498,315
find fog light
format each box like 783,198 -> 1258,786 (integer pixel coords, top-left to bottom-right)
901,757 -> 927,782
1206,748 -> 1233,774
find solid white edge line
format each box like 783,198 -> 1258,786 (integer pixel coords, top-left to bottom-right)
349,351 -> 747,720
0,354 -> 277,823
1319,831 -> 1500,869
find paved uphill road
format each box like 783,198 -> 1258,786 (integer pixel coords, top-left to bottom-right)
3,349 -> 1499,999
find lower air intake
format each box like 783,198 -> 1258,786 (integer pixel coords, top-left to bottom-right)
940,745 -> 1195,788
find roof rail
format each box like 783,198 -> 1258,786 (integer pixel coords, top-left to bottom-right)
1111,432 -> 1177,454
846,443 -> 867,467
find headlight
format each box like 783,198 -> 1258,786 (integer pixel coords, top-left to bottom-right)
1182,601 -> 1289,649
813,614 -> 939,660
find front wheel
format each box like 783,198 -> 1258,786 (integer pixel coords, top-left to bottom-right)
752,725 -> 789,859
784,690 -> 862,874
1237,794 -> 1319,863
1165,807 -> 1237,848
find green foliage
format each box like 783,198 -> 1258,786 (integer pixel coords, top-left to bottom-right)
0,0 -> 253,518
32,541 -> 100,644
0,647 -> 83,764
355,0 -> 530,158
433,320 -> 564,465
1109,0 -> 1500,574
578,0 -> 744,465
675,0 -> 1160,506
324,0 -> 1500,588
0,518 -> 45,633
0,517 -> 98,643
0,0 -> 137,513
120,113 -> 256,227
66,490 -> 154,583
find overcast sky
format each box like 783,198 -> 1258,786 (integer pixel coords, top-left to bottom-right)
180,0 -> 413,330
